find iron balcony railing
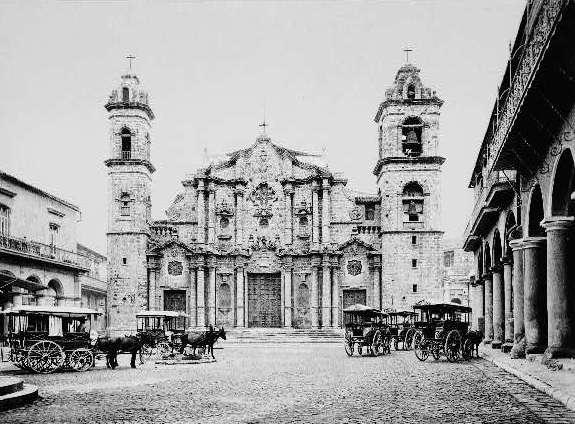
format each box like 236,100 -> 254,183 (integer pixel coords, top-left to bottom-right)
0,234 -> 91,271
464,170 -> 516,239
121,150 -> 131,160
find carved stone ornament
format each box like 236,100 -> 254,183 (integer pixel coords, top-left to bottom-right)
168,261 -> 183,276
250,182 -> 278,218
347,259 -> 362,276
248,235 -> 278,251
216,199 -> 235,217
349,207 -> 362,221
294,201 -> 312,216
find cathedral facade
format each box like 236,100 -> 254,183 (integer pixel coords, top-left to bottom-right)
105,63 -> 445,334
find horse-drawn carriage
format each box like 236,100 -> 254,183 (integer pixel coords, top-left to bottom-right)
0,305 -> 101,373
136,310 -> 188,358
343,304 -> 391,357
385,309 -> 417,351
411,302 -> 477,362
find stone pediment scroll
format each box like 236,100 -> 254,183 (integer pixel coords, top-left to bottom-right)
216,199 -> 235,217
248,235 -> 279,251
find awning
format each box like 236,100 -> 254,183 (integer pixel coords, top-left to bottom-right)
0,305 -> 101,316
0,271 -> 46,292
136,310 -> 187,318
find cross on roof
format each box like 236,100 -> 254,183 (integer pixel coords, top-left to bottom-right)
403,47 -> 413,63
259,120 -> 268,134
126,55 -> 136,72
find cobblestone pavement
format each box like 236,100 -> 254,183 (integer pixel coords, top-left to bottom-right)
2,344 -> 575,424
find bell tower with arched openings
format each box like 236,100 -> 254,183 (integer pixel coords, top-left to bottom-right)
104,63 -> 155,335
373,60 -> 445,309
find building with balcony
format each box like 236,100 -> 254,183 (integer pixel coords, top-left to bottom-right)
0,171 -> 107,319
463,0 -> 575,358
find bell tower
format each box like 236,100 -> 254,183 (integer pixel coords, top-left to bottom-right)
373,60 -> 445,309
104,63 -> 155,335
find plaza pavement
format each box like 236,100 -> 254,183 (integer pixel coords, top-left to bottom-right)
1,343 -> 575,423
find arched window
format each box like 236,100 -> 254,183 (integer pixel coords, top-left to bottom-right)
407,84 -> 416,100
401,117 -> 423,157
119,193 -> 131,216
122,87 -> 130,103
402,182 -> 424,222
121,128 -> 132,159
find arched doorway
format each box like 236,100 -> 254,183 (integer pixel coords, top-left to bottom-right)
217,282 -> 232,327
551,149 -> 575,216
22,276 -> 42,306
41,279 -> 63,307
528,185 -> 545,237
294,283 -> 310,329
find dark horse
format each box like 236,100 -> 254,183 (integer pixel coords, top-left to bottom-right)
93,333 -> 157,369
177,326 -> 226,359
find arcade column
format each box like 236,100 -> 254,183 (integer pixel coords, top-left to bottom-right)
310,263 -> 319,328
196,265 -> 206,327
502,257 -> 514,348
509,238 -> 525,348
483,273 -> 493,344
321,260 -> 331,327
542,217 -> 575,358
236,266 -> 245,327
491,265 -> 504,349
523,236 -> 547,354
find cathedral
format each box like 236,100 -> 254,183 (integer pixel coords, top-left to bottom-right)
105,62 -> 445,333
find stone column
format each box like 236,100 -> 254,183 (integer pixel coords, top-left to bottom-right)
322,179 -> 331,245
235,186 -> 245,245
312,182 -> 320,247
322,260 -> 331,327
523,236 -> 547,354
471,279 -> 484,332
284,185 -> 294,245
332,267 -> 342,327
189,265 -> 197,327
236,266 -> 245,327
542,217 -> 575,358
197,180 -> 206,243
207,265 -> 216,327
244,269 -> 250,328
503,257 -> 514,346
483,273 -> 493,344
509,239 -> 525,349
310,263 -> 319,328
491,265 -> 504,349
284,266 -> 293,327
372,257 -> 382,310
208,184 -> 216,244
196,266 -> 205,327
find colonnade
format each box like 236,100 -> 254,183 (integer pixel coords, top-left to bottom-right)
471,217 -> 575,358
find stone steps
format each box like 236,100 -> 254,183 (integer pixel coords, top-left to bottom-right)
0,377 -> 38,411
225,328 -> 344,343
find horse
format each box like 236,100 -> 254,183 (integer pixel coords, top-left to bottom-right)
93,332 -> 157,369
204,327 -> 227,359
464,330 -> 483,359
177,326 -> 215,356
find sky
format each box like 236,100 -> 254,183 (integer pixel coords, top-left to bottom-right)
0,0 -> 526,254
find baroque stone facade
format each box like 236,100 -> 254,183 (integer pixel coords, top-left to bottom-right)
105,63 -> 446,333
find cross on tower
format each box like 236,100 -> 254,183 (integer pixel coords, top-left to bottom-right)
403,47 -> 413,63
259,120 -> 268,134
126,55 -> 136,72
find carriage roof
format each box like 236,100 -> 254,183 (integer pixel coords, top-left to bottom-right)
136,310 -> 187,318
0,305 -> 101,317
412,302 -> 471,313
384,308 -> 417,317
343,304 -> 384,315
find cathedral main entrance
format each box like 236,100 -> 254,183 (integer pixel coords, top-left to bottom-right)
247,273 -> 281,327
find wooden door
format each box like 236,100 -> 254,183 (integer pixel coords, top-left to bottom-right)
294,282 -> 311,328
164,290 -> 186,328
247,273 -> 281,327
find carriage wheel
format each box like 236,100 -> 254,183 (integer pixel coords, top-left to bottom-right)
157,341 -> 172,356
462,339 -> 473,361
344,332 -> 354,357
414,333 -> 429,362
139,344 -> 156,364
392,336 -> 399,351
69,348 -> 94,372
404,329 -> 415,350
411,330 -> 424,350
357,344 -> 363,356
11,349 -> 28,369
431,345 -> 441,360
445,330 -> 462,363
371,331 -> 384,356
27,340 -> 65,374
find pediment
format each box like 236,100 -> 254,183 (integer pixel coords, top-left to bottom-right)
337,237 -> 376,253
